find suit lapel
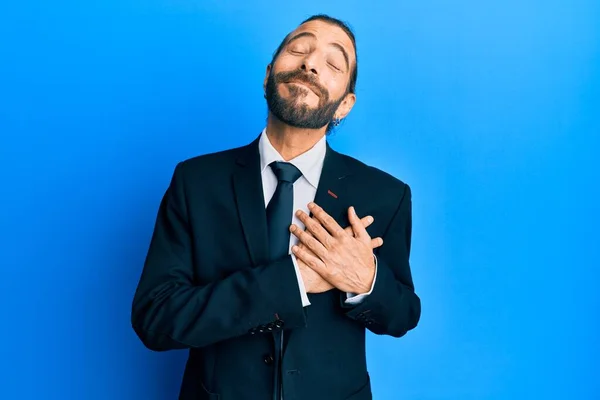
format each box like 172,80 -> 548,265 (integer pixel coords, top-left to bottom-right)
311,142 -> 354,229
232,135 -> 270,267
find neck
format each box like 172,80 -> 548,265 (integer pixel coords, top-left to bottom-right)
265,113 -> 326,161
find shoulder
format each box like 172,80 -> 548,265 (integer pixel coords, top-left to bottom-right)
336,150 -> 411,201
168,142 -> 251,184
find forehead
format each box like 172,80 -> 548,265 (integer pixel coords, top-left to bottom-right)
288,20 -> 356,61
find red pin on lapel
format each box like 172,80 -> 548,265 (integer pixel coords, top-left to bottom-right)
327,189 -> 338,199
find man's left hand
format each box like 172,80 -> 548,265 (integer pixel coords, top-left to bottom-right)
290,202 -> 379,294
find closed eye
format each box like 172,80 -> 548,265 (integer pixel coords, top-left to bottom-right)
328,62 -> 341,72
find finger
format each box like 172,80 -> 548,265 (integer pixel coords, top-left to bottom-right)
301,211 -> 373,243
343,215 -> 373,236
371,237 -> 383,248
295,210 -> 333,248
292,244 -> 324,273
348,206 -> 371,242
290,224 -> 327,259
308,202 -> 345,237
296,232 -> 318,255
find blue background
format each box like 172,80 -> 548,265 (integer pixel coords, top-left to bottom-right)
1,1 -> 599,399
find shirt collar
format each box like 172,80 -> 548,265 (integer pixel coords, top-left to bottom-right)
258,128 -> 327,189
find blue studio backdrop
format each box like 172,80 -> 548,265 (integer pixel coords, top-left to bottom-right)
1,1 -> 598,399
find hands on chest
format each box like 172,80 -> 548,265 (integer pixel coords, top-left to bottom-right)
289,202 -> 382,295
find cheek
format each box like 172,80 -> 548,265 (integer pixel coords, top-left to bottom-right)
274,56 -> 300,73
322,75 -> 347,100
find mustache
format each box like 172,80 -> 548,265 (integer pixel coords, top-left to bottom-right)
274,70 -> 327,98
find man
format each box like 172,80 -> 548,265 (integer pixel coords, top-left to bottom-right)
131,14 -> 421,400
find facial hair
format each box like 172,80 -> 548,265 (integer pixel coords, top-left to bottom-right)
265,68 -> 345,130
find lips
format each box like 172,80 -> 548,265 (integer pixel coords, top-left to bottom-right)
286,80 -> 319,96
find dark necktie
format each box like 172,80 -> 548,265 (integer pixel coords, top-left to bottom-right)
266,161 -> 303,261
265,161 -> 302,400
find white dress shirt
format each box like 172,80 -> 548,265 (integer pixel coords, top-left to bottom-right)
258,128 -> 376,307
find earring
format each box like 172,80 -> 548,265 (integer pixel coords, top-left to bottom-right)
332,117 -> 341,126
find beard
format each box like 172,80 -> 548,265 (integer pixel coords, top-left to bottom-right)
265,68 -> 345,130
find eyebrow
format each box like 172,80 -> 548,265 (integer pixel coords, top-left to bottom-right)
286,31 -> 350,71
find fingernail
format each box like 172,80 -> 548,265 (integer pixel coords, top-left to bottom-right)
351,206 -> 357,215
308,202 -> 315,209
368,216 -> 374,223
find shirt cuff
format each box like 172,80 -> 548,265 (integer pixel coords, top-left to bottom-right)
291,253 -> 311,307
345,254 -> 378,305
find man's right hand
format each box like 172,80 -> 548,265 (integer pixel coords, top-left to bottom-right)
297,215 -> 382,294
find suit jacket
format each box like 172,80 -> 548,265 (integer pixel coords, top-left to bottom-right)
131,134 -> 421,400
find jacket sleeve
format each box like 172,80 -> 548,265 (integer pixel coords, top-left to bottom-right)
131,162 -> 307,351
341,183 -> 421,337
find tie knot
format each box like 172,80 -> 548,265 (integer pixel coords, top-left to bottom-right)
270,161 -> 302,184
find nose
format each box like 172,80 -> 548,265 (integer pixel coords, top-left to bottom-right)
301,56 -> 318,75
301,63 -> 318,75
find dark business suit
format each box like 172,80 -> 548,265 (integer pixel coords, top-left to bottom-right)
131,133 -> 421,400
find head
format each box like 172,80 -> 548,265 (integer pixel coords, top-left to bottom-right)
264,15 -> 358,135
